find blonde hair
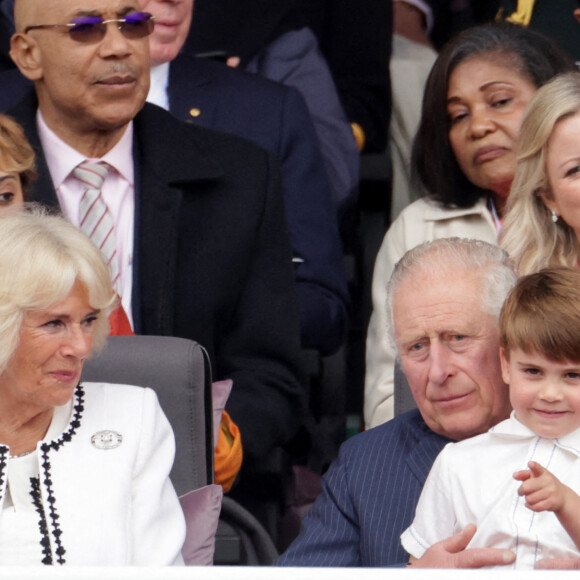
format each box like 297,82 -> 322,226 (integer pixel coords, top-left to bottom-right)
500,72 -> 580,275
0,205 -> 115,372
500,267 -> 580,362
0,113 -> 36,194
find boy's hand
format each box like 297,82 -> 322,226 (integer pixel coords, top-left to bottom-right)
515,461 -> 580,551
513,461 -> 566,513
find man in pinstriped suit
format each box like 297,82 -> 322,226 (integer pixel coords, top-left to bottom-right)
278,239 -> 518,568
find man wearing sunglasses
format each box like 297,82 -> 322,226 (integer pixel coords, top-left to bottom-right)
7,0 -> 306,490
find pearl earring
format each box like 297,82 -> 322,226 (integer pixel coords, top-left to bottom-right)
552,211 -> 559,223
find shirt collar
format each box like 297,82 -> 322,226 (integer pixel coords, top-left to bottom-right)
491,411 -> 580,457
147,62 -> 170,110
422,196 -> 491,222
36,109 -> 135,187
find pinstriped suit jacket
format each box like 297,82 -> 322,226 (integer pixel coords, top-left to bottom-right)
277,410 -> 451,566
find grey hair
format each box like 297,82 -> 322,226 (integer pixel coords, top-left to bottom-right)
0,204 -> 116,373
386,238 -> 517,353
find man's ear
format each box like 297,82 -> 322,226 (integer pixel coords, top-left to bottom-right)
499,347 -> 510,386
574,8 -> 580,25
9,33 -> 43,81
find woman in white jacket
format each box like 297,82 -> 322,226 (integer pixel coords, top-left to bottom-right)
0,208 -> 185,565
364,22 -> 576,429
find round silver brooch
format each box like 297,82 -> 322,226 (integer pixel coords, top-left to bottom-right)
91,430 -> 123,450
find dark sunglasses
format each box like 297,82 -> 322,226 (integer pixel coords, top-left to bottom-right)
24,11 -> 155,43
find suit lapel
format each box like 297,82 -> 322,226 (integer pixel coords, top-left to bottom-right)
405,421 -> 450,486
132,143 -> 181,335
132,104 -> 224,335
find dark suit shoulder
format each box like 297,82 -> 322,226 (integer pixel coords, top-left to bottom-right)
342,410 -> 446,455
172,53 -> 294,100
278,410 -> 449,567
0,68 -> 34,113
168,54 -> 314,144
335,409 -> 452,488
134,102 -> 279,182
137,101 -> 271,152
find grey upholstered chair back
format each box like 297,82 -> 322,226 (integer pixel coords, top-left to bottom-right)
394,360 -> 417,416
82,335 -> 213,495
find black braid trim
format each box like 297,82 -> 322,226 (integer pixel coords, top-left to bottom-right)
30,476 -> 52,565
0,447 -> 7,505
37,385 -> 85,565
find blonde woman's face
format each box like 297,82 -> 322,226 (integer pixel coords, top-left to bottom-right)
0,280 -> 97,413
544,112 -> 580,241
0,171 -> 24,214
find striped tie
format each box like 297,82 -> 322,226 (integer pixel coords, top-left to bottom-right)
74,161 -> 120,291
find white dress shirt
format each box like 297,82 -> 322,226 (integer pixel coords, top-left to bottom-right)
36,111 -> 135,326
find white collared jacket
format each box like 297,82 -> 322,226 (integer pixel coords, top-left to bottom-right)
0,383 -> 185,565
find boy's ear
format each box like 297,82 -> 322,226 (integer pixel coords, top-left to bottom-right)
499,347 -> 511,385
9,33 -> 43,81
575,8 -> 580,25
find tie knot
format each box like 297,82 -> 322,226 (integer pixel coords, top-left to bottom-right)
73,161 -> 109,191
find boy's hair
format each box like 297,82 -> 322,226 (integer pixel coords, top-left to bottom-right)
500,267 -> 580,361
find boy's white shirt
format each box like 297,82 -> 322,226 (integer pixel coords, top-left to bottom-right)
401,411 -> 580,569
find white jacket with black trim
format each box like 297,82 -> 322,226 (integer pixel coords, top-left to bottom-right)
0,383 -> 185,566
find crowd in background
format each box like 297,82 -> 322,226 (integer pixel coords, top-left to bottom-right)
1,0 -> 580,569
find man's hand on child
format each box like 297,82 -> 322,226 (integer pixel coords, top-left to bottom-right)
514,461 -> 567,513
408,524 -> 516,568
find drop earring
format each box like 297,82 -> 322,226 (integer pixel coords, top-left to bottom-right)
552,211 -> 559,223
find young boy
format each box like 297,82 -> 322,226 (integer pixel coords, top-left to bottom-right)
401,267 -> 580,569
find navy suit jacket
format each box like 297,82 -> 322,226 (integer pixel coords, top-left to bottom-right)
166,54 -> 349,355
277,410 -> 451,566
7,93 -> 305,467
